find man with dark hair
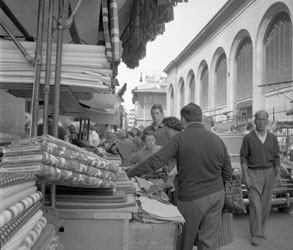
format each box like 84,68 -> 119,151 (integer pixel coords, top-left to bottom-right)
144,103 -> 170,146
240,110 -> 281,246
127,103 -> 232,250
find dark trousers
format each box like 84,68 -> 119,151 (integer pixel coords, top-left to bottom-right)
176,190 -> 225,250
247,167 -> 275,237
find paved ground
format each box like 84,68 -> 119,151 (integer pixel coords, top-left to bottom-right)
194,209 -> 293,250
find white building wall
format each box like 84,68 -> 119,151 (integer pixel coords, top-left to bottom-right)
166,0 -> 293,123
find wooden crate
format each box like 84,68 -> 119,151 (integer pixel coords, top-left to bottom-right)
58,209 -> 178,250
128,221 -> 177,250
58,210 -> 131,250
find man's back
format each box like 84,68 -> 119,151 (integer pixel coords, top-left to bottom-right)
173,123 -> 231,201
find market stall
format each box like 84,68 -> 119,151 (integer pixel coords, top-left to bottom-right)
0,0 -> 187,249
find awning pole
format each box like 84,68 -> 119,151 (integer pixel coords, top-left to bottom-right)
30,0 -> 45,137
0,18 -> 34,63
0,0 -> 34,41
51,0 -> 65,208
43,0 -> 55,134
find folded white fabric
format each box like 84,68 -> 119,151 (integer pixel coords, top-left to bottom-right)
138,196 -> 185,224
0,181 -> 36,199
0,186 -> 37,213
0,191 -> 42,227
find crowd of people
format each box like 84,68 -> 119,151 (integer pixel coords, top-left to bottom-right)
27,102 -> 281,250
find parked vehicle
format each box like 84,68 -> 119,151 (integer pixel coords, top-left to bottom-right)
219,133 -> 293,213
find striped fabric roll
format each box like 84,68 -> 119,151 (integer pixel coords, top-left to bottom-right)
101,0 -> 112,61
18,217 -> 47,250
0,192 -> 42,227
0,201 -> 42,245
0,181 -> 36,199
0,173 -> 36,188
0,186 -> 37,213
109,0 -> 120,62
1,210 -> 43,250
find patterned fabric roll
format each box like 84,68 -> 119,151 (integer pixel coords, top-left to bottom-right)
0,191 -> 42,227
0,181 -> 36,199
18,216 -> 47,250
2,152 -> 118,178
9,134 -> 118,172
0,201 -> 42,245
0,173 -> 36,188
0,186 -> 37,213
1,209 -> 43,250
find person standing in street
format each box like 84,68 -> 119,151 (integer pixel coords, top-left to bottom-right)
240,110 -> 282,246
127,103 -> 232,250
144,104 -> 170,147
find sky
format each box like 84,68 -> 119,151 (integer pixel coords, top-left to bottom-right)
117,0 -> 228,111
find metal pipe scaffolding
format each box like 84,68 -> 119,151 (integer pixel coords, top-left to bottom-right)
51,0 -> 65,208
43,0 -> 55,135
0,18 -> 34,63
30,0 -> 45,137
0,0 -> 34,41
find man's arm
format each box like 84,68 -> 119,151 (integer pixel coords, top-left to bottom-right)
222,144 -> 233,181
240,136 -> 252,188
273,135 -> 282,183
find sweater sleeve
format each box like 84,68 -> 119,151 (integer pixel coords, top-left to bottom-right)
222,143 -> 233,181
273,134 -> 281,169
240,135 -> 250,165
127,135 -> 179,178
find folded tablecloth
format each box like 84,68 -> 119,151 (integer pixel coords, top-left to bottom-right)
0,191 -> 42,227
0,186 -> 37,213
0,201 -> 42,245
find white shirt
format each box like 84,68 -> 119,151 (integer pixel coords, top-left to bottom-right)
89,130 -> 100,147
254,129 -> 267,144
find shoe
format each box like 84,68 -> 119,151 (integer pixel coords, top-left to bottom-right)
251,236 -> 261,246
259,235 -> 268,240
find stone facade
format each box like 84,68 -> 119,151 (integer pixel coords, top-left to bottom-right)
164,0 -> 293,131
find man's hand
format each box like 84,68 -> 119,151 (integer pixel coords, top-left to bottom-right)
243,174 -> 252,190
275,171 -> 282,184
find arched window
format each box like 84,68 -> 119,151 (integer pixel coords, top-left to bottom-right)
200,66 -> 209,110
236,38 -> 253,102
189,74 -> 195,103
180,82 -> 185,109
215,54 -> 227,106
170,86 -> 175,116
265,12 -> 292,91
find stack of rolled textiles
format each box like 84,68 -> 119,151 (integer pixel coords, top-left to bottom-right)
0,135 -> 119,189
0,40 -> 112,90
0,173 -> 49,250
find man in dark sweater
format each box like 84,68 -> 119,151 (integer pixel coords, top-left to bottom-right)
127,103 -> 232,250
240,110 -> 282,246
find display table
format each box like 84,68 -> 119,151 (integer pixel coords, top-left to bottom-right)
57,209 -> 178,250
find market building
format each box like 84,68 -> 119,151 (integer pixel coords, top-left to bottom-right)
164,0 -> 293,132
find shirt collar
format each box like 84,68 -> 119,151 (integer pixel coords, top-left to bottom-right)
186,122 -> 204,129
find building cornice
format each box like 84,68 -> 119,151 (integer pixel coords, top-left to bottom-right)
163,0 -> 255,74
